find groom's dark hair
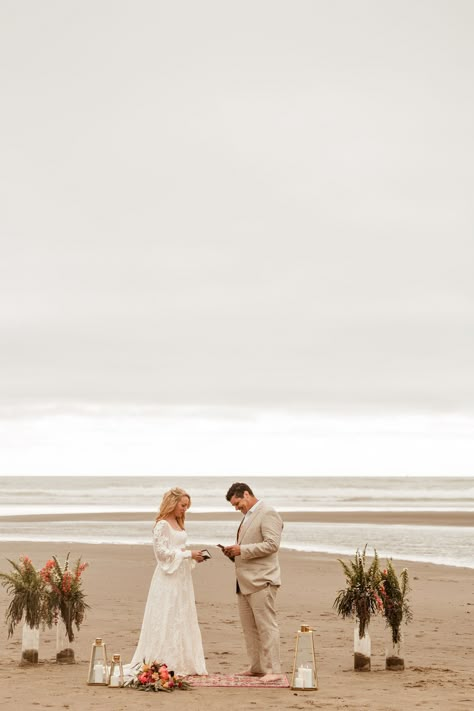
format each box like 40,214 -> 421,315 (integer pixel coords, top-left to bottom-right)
226,482 -> 254,501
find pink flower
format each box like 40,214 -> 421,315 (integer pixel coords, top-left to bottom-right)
40,559 -> 55,581
75,562 -> 88,580
62,571 -> 73,594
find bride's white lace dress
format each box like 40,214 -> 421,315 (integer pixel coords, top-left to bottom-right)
129,520 -> 207,676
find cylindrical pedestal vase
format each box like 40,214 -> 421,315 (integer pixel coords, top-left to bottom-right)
354,625 -> 371,671
56,619 -> 75,664
385,632 -> 404,671
21,623 -> 40,665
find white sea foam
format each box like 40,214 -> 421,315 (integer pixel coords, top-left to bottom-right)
1,475 -> 473,515
1,471 -> 472,568
0,519 -> 472,569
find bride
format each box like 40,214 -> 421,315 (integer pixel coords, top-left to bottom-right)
129,487 -> 208,676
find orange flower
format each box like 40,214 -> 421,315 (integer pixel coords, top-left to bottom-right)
62,571 -> 73,594
75,562 -> 88,580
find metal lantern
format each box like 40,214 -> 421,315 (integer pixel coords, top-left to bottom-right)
291,625 -> 318,690
87,638 -> 109,685
108,653 -> 124,687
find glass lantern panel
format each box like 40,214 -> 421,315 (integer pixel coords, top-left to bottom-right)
88,643 -> 108,684
109,657 -> 124,687
293,631 -> 317,688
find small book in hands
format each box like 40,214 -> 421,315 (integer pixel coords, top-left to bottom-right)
201,549 -> 212,560
217,544 -> 234,561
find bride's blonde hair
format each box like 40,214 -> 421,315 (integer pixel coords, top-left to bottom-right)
155,487 -> 191,530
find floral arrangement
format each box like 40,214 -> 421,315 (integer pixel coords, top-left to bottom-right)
0,556 -> 47,637
333,546 -> 381,639
40,553 -> 89,643
125,661 -> 191,692
379,560 -> 412,645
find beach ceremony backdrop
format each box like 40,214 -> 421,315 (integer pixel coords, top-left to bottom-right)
1,1 -> 473,710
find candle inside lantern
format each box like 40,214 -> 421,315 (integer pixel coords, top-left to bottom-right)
294,674 -> 304,688
297,666 -> 307,687
93,663 -> 105,683
109,673 -> 120,687
302,666 -> 313,687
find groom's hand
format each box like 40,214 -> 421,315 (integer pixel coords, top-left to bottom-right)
224,544 -> 241,558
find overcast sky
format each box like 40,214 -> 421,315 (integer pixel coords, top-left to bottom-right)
1,1 -> 473,412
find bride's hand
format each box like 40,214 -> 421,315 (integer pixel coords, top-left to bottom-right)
191,550 -> 204,563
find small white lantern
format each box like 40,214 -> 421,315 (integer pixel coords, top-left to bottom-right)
87,638 -> 109,685
108,653 -> 124,687
291,625 -> 318,690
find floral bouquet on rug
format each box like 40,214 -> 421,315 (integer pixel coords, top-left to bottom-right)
125,661 -> 191,692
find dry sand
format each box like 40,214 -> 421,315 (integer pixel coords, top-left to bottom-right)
0,515 -> 473,711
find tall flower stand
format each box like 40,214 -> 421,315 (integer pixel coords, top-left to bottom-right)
354,625 -> 371,671
56,619 -> 75,664
21,623 -> 40,665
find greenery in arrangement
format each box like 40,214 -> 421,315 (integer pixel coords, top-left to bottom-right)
40,553 -> 89,643
0,556 -> 47,637
333,546 -> 381,639
379,560 -> 412,645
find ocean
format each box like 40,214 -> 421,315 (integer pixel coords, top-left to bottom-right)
0,476 -> 473,569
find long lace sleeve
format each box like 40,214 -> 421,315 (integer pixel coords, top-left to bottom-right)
152,520 -> 191,574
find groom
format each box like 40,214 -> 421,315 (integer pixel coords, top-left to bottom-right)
222,482 -> 284,682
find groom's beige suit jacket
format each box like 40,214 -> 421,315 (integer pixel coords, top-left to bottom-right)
235,502 -> 283,595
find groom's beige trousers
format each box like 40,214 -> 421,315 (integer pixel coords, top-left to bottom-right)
237,584 -> 281,674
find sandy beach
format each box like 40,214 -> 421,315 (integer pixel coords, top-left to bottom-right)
0,515 -> 473,711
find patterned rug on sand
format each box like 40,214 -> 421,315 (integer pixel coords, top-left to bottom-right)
183,674 -> 290,688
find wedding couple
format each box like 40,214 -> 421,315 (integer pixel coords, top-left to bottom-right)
129,482 -> 284,682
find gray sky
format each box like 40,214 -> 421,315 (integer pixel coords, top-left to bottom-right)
1,1 -> 473,410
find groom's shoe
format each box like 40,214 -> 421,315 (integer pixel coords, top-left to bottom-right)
238,670 -> 264,676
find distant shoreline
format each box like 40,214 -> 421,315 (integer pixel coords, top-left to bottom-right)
1,510 -> 472,526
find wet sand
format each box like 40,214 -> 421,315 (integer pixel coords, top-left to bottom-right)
1,510 -> 472,526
